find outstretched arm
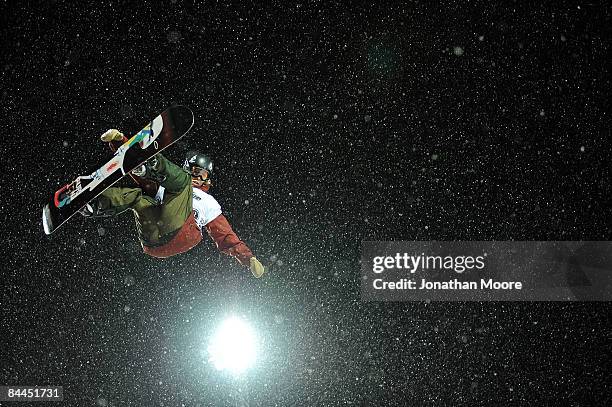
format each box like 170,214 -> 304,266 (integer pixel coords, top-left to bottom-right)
205,214 -> 265,277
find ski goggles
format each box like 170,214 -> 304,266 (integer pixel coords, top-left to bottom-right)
189,166 -> 210,181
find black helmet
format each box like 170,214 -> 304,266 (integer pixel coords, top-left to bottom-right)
184,151 -> 214,175
184,152 -> 214,188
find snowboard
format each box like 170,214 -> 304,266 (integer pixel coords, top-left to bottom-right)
42,105 -> 194,235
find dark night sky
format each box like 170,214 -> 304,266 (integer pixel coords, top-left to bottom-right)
1,1 -> 611,405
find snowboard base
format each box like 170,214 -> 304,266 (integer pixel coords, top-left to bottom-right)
42,105 -> 194,235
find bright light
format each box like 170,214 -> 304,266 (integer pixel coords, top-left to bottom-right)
208,316 -> 257,375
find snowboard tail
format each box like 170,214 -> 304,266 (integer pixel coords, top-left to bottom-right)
42,105 -> 194,235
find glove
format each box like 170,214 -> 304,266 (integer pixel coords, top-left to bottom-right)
101,129 -> 124,142
250,257 -> 265,278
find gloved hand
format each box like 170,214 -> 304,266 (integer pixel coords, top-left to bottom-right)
100,129 -> 124,142
250,257 -> 265,278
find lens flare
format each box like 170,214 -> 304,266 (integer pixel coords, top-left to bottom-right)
208,316 -> 257,374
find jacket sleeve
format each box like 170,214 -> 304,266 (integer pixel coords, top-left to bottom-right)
205,214 -> 254,267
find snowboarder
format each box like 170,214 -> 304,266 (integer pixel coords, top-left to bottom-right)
80,129 -> 265,278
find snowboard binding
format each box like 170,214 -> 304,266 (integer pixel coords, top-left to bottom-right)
131,156 -> 167,183
78,201 -> 116,218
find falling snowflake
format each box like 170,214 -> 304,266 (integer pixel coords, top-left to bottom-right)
167,30 -> 181,44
